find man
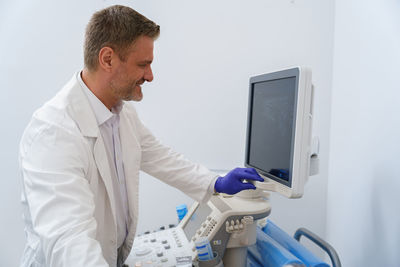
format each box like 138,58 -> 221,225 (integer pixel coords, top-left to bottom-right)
19,5 -> 263,267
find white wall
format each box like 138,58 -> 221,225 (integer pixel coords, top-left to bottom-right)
327,0 -> 400,266
0,0 -> 334,265
131,1 -> 335,246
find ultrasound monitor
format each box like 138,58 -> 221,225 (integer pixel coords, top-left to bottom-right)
245,67 -> 313,198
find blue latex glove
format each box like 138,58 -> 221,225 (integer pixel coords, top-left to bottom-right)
214,167 -> 264,195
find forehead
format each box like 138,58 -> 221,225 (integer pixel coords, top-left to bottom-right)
127,36 -> 154,61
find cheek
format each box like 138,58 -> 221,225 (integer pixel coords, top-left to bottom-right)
128,66 -> 144,79
133,70 -> 144,81
114,67 -> 127,83
118,64 -> 143,85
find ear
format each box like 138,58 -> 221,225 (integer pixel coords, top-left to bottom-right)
98,47 -> 115,72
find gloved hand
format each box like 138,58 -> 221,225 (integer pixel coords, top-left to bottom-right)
214,167 -> 264,195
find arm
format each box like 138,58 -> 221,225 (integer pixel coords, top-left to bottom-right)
136,119 -> 218,203
20,124 -> 108,267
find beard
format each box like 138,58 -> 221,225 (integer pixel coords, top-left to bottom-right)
110,77 -> 144,102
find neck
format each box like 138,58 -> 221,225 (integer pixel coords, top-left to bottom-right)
81,68 -> 117,110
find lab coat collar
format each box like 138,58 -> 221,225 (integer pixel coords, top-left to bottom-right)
61,72 -> 99,138
60,73 -> 118,227
77,71 -> 124,126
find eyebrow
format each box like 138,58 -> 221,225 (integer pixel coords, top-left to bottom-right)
138,60 -> 153,64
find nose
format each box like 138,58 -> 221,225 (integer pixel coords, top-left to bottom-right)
144,65 -> 154,82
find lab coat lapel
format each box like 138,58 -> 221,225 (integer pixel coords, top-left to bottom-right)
93,135 -> 117,225
67,76 -> 117,227
119,108 -> 141,240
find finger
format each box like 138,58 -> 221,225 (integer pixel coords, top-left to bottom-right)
234,170 -> 262,181
236,168 -> 252,176
232,168 -> 263,182
244,168 -> 259,175
240,183 -> 257,191
240,172 -> 264,182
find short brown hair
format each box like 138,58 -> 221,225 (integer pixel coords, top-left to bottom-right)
84,5 -> 160,71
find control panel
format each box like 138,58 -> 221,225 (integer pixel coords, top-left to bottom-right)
125,227 -> 192,267
126,194 -> 271,266
183,195 -> 270,260
191,216 -> 217,241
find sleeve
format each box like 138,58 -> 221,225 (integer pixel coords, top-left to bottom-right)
135,114 -> 219,203
20,123 -> 109,267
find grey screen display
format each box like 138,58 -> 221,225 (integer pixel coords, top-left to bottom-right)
182,204 -> 212,241
248,77 -> 296,185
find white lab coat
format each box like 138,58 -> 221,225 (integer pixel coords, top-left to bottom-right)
19,74 -> 217,267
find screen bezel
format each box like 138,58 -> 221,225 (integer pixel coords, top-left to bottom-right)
245,68 -> 300,188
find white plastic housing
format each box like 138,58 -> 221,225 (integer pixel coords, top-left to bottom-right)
245,66 -> 314,198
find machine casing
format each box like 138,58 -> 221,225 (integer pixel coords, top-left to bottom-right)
245,66 -> 313,198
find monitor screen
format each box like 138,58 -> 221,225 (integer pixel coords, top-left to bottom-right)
245,67 -> 313,198
182,204 -> 212,241
247,76 -> 298,187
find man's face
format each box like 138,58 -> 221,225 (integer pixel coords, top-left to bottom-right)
110,36 -> 154,102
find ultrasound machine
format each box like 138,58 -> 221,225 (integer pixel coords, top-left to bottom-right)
126,67 -> 323,267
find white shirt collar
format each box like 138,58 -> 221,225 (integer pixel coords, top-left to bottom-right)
77,71 -> 124,126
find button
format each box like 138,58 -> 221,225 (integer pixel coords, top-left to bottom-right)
161,258 -> 168,262
192,237 -> 196,242
164,245 -> 170,249
207,216 -> 212,221
197,230 -> 202,235
161,240 -> 168,244
169,224 -> 175,228
202,223 -> 207,227
157,252 -> 163,257
135,247 -> 152,256
159,226 -> 165,230
144,231 -> 150,234
150,238 -> 156,242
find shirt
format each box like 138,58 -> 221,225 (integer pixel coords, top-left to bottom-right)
78,72 -> 129,248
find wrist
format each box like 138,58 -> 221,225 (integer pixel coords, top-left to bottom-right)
214,176 -> 223,193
